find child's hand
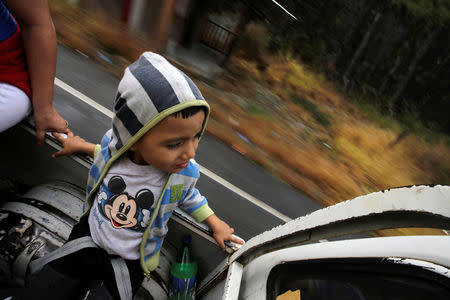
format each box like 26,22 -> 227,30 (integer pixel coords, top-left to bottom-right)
52,130 -> 93,158
203,214 -> 245,251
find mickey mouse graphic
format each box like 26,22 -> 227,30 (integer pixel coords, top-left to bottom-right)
98,175 -> 154,231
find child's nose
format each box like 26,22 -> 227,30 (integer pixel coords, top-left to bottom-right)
183,141 -> 197,159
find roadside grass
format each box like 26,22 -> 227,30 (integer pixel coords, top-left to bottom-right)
336,87 -> 402,131
333,123 -> 418,189
244,103 -> 271,119
291,95 -> 332,128
339,86 -> 450,146
397,108 -> 450,146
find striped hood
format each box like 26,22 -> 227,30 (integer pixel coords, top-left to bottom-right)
86,52 -> 210,203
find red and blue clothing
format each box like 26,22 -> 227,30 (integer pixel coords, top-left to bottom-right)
0,1 -> 30,98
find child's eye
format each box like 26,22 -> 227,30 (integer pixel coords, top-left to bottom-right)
167,142 -> 182,149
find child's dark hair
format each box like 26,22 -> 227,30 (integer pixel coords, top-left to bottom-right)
173,106 -> 206,119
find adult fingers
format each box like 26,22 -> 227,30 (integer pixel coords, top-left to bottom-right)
36,120 -> 68,146
52,119 -> 69,134
52,149 -> 64,158
36,128 -> 45,146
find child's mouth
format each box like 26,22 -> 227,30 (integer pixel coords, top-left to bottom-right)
177,162 -> 189,169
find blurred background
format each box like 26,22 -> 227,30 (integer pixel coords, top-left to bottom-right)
49,0 -> 449,216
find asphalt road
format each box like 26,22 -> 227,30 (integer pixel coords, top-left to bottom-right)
53,45 -> 321,240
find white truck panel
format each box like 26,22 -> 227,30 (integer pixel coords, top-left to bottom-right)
239,235 -> 450,299
222,261 -> 244,300
230,185 -> 450,265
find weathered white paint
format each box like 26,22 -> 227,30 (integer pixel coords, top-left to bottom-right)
222,261 -> 243,300
230,185 -> 450,264
240,236 -> 450,299
197,257 -> 229,297
384,257 -> 450,278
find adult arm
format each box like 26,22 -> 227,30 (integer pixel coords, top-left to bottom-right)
4,0 -> 67,146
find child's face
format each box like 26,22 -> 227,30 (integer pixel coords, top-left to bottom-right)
129,110 -> 205,173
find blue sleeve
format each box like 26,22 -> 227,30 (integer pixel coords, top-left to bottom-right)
0,2 -> 18,41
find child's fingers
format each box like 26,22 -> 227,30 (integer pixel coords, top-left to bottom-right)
219,241 -> 226,251
215,236 -> 226,250
228,234 -> 245,245
52,131 -> 69,139
224,235 -> 245,252
52,132 -> 65,143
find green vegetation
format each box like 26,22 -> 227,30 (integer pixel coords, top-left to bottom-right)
342,86 -> 450,146
291,95 -> 331,128
266,0 -> 449,135
244,103 -> 270,118
391,0 -> 450,24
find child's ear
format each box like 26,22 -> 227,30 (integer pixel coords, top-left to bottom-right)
127,148 -> 140,165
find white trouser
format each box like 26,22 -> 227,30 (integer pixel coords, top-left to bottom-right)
0,82 -> 31,132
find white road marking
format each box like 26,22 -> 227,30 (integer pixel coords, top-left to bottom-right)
54,78 -> 292,223
199,166 -> 291,222
55,78 -> 113,118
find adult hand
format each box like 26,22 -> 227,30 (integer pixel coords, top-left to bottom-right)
34,106 -> 68,146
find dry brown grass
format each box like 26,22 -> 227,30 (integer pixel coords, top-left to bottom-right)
333,122 -> 417,188
50,2 -> 450,236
